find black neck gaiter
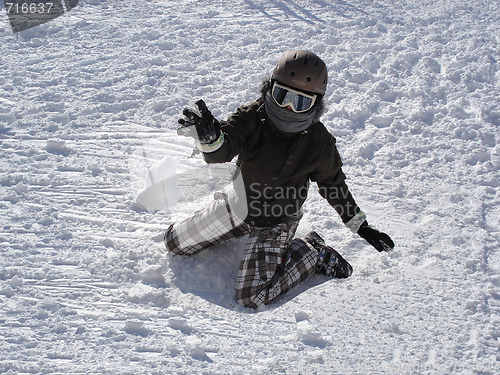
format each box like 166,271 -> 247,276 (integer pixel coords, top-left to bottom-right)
264,91 -> 318,134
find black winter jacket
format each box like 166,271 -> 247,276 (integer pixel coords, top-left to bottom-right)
202,99 -> 360,227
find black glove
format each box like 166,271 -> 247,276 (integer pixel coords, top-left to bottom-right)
177,100 -> 221,144
357,220 -> 394,252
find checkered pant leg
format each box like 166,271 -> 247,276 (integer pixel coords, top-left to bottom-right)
235,221 -> 300,309
278,239 -> 319,296
165,193 -> 249,256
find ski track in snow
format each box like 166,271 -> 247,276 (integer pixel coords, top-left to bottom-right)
0,0 -> 499,374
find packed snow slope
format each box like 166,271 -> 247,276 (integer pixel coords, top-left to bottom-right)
0,0 -> 499,374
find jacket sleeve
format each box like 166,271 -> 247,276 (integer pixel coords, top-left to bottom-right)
310,133 -> 361,225
202,101 -> 260,164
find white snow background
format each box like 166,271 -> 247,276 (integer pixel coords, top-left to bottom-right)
0,0 -> 499,374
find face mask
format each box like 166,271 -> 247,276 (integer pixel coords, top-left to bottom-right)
264,91 -> 318,133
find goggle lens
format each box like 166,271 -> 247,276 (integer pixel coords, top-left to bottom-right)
271,83 -> 317,113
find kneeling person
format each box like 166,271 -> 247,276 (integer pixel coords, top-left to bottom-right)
165,50 -> 394,309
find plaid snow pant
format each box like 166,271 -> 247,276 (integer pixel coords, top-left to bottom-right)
164,193 -> 319,309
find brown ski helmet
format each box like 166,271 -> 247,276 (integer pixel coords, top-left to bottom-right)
271,50 -> 328,95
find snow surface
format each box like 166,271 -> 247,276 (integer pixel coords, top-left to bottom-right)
0,0 -> 499,373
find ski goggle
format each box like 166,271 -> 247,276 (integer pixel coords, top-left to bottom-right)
271,82 -> 317,113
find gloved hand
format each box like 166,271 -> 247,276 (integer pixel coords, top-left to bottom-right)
357,220 -> 394,252
177,100 -> 221,144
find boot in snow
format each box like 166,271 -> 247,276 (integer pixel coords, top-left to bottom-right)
304,231 -> 353,278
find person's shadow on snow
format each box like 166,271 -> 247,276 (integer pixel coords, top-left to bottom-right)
165,236 -> 331,312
